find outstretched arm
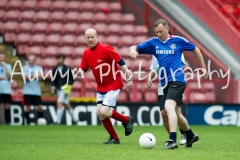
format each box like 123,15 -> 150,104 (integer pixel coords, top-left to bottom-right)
129,46 -> 139,60
118,59 -> 133,91
193,47 -> 208,79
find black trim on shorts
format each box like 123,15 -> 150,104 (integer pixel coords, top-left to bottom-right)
24,95 -> 42,105
0,94 -> 11,104
163,81 -> 186,106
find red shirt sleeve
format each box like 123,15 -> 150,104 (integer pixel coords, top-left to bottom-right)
104,45 -> 121,63
80,51 -> 89,70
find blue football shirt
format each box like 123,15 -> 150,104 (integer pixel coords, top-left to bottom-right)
137,35 -> 195,85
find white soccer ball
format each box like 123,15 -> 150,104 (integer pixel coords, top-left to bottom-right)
37,118 -> 47,125
139,133 -> 156,149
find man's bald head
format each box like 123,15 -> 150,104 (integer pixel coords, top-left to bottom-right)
85,28 -> 98,36
84,28 -> 98,48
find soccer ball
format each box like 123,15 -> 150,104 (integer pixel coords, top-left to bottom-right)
37,118 -> 47,125
139,133 -> 156,149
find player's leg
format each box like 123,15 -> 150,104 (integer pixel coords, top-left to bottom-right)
2,94 -> 11,125
64,102 -> 79,124
97,103 -> 120,144
35,96 -> 43,119
23,95 -> 31,124
55,90 -> 65,124
101,90 -> 133,136
175,106 -> 199,147
159,95 -> 170,134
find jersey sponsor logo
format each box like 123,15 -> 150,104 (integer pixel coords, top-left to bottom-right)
155,50 -> 174,54
97,59 -> 103,63
155,46 -> 159,49
170,44 -> 176,49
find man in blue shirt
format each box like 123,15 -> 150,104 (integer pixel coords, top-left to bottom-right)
129,19 -> 208,149
0,53 -> 12,124
23,54 -> 44,124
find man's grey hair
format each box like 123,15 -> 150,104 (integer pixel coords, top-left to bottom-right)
154,19 -> 168,28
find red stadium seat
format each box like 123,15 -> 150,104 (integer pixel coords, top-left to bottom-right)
61,23 -> 78,34
129,92 -> 142,102
135,25 -> 148,36
43,46 -> 59,57
17,45 -> 28,55
42,58 -> 57,68
2,21 -> 18,33
220,4 -> 234,15
31,22 -> 48,33
72,58 -> 81,68
107,24 -> 121,35
5,31 -> 24,47
144,91 -> 158,102
118,47 -> 129,57
80,12 -> 94,23
188,82 -> 200,92
15,33 -> 31,45
95,2 -> 109,13
21,0 -> 37,10
70,91 -> 80,98
27,46 -> 42,56
105,35 -> 119,47
236,18 -> 240,30
75,36 -> 86,46
108,13 -> 122,24
135,36 -> 148,45
4,10 -> 21,21
17,22 -> 33,33
34,11 -> 50,22
64,57 -> 73,68
6,0 -> 22,10
77,23 -> 93,34
109,2 -> 122,13
122,14 -> 135,24
189,92 -> 206,103
65,1 -> 81,12
98,36 -> 106,43
49,11 -> 65,22
64,12 -> 80,23
72,81 -> 81,90
11,80 -> 18,90
119,35 -> 134,46
202,82 -> 215,92
0,10 -> 5,21
47,23 -> 63,34
80,2 -> 94,12
94,12 -> 107,24
45,34 -> 61,46
0,0 -> 7,10
93,23 -> 107,35
205,92 -> 216,103
59,46 -> 73,57
121,24 -> 135,35
118,91 -> 128,102
60,35 -> 76,46
36,0 -> 52,11
19,10 -> 35,22
30,34 -> 46,46
72,47 -> 85,58
50,1 -> 66,11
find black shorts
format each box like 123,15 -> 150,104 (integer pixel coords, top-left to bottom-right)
24,95 -> 42,105
0,94 -> 11,104
163,81 -> 186,107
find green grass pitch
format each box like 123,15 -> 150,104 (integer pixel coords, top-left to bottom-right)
0,125 -> 239,160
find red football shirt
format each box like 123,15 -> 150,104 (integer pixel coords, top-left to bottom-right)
80,43 -> 124,92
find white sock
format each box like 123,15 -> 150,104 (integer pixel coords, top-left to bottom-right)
57,108 -> 64,124
68,108 -> 78,123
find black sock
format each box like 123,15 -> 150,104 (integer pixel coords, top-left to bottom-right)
169,132 -> 177,142
179,128 -> 185,135
25,112 -> 30,124
185,128 -> 195,140
38,111 -> 43,118
5,108 -> 10,124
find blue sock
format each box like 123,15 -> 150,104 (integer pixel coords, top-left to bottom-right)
169,132 -> 177,142
185,128 -> 195,140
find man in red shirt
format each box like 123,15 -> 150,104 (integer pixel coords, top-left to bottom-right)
74,28 -> 134,144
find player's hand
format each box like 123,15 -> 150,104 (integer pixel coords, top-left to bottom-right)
0,61 -> 5,66
147,80 -> 153,88
202,68 -> 209,79
51,86 -> 56,94
126,80 -> 133,91
129,50 -> 139,60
